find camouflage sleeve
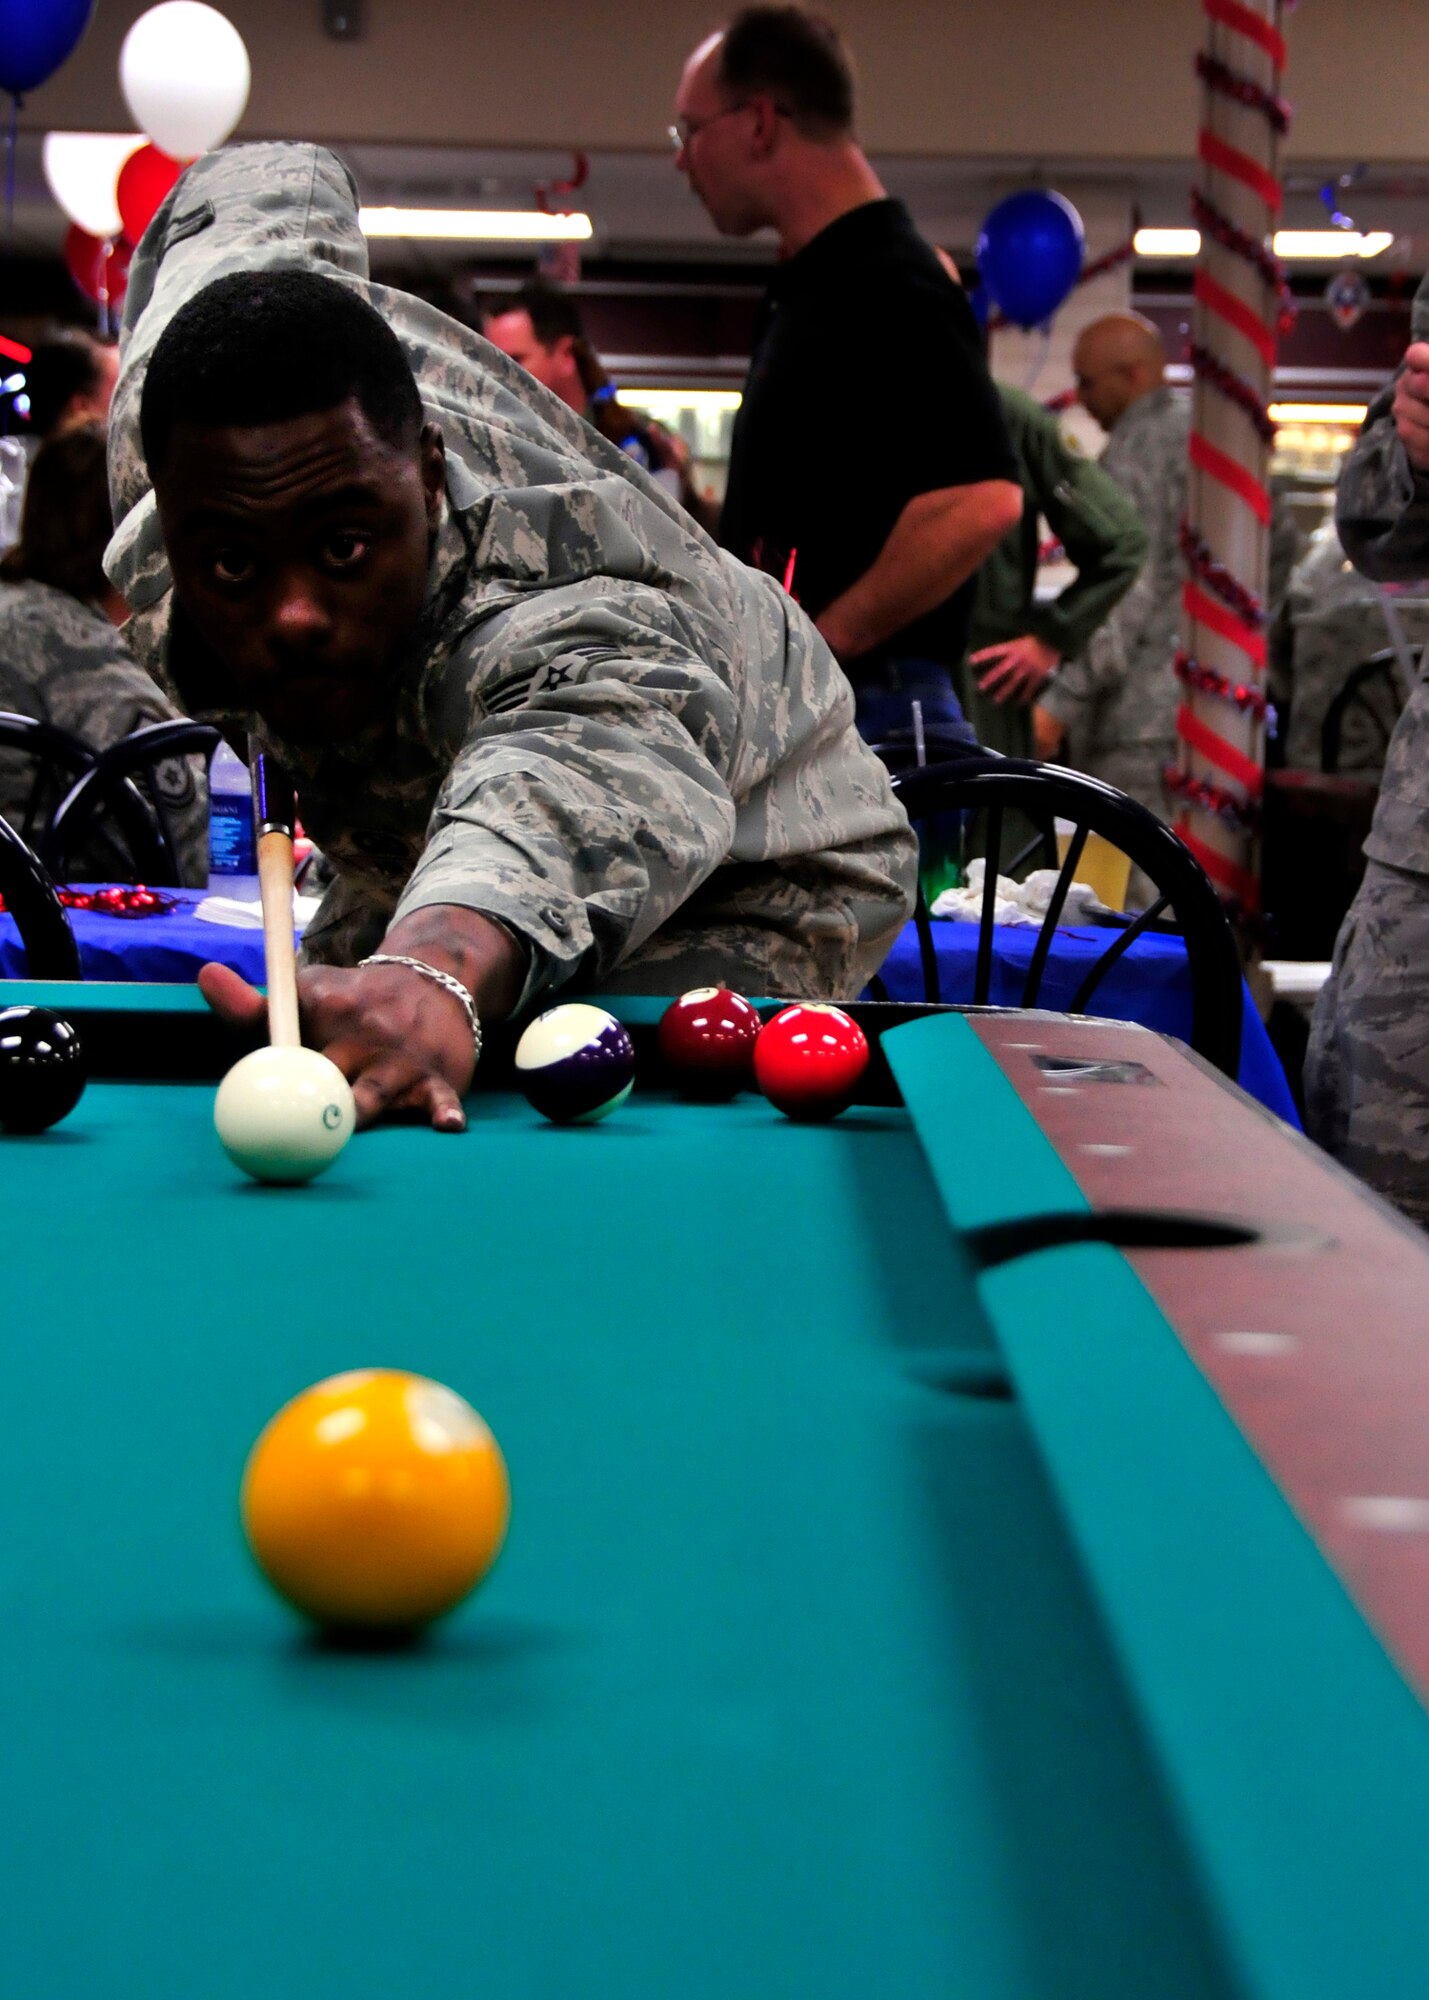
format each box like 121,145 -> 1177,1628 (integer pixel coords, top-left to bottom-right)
391,577 -> 742,1002
1335,273 -> 1429,585
1335,384 -> 1429,584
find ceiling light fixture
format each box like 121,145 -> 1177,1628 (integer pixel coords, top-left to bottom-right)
358,207 -> 593,241
1272,230 -> 1393,259
1133,229 -> 1202,257
1269,403 -> 1368,425
1135,228 -> 1393,261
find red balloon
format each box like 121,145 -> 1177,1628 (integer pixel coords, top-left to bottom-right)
63,225 -> 132,309
116,143 -> 182,247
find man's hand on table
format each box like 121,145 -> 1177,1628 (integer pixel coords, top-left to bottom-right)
1394,343 -> 1429,472
970,633 -> 1060,705
198,905 -> 528,1132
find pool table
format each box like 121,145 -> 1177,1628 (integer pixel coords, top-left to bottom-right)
4,982 -> 1429,2000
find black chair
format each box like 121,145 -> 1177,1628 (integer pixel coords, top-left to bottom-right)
41,720 -> 220,888
0,816 -> 81,979
886,755 -> 1245,1080
0,713 -> 95,848
1321,645 -> 1416,778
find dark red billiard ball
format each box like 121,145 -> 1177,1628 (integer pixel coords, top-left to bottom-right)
658,987 -> 761,1097
753,1003 -> 869,1122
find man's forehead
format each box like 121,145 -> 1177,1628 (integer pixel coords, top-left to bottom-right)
678,32 -> 725,105
158,400 -> 398,506
487,309 -> 538,348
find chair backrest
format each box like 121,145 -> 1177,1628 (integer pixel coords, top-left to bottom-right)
889,755 -> 1245,1079
0,712 -> 95,847
41,720 -> 221,888
0,815 -> 81,979
1321,646 -> 1416,777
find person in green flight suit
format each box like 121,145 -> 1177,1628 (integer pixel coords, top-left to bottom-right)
962,383 -> 1148,763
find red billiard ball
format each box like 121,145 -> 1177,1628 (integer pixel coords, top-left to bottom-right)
659,987 -> 761,1097
753,1003 -> 870,1122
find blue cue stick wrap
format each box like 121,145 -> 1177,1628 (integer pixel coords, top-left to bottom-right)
250,750 -> 297,840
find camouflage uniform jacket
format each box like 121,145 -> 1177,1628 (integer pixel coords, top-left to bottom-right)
0,576 -> 207,884
105,144 -> 916,1004
1039,385 -> 1189,757
1334,270 -> 1429,875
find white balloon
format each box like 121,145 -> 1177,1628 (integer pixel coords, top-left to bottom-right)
119,3 -> 251,162
41,132 -> 144,241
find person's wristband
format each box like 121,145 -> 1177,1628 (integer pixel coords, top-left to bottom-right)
357,953 -> 482,1066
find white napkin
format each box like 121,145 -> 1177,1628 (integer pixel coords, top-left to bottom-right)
930,859 -> 1097,929
193,892 -> 323,929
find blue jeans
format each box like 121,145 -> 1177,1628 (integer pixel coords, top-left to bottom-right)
853,659 -> 979,895
852,658 -> 981,765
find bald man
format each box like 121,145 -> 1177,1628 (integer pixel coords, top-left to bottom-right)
1036,312 -> 1188,817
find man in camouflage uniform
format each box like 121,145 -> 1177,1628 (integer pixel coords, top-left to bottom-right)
0,420 -> 206,884
106,142 -> 916,1130
1037,313 -> 1189,817
0,577 -> 207,883
1305,279 -> 1429,1227
1269,521 -> 1429,775
962,382 -> 1147,761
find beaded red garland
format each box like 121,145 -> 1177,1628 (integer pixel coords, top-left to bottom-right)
0,885 -> 180,918
1175,651 -> 1271,721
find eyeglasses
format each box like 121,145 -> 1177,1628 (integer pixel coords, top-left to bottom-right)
668,100 -> 788,152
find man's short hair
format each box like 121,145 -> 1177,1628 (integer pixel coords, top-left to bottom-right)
505,278 -> 586,350
140,268 -> 424,474
717,6 -> 856,140
24,330 -> 107,441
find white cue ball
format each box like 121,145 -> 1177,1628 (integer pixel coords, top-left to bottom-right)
214,1047 -> 356,1185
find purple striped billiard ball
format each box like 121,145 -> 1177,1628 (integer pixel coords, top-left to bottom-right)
514,1004 -> 636,1125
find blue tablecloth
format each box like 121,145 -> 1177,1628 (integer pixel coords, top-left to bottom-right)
0,891 -> 1298,1124
873,918 -> 1298,1125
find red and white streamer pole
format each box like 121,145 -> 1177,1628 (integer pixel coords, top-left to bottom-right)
1173,0 -> 1291,914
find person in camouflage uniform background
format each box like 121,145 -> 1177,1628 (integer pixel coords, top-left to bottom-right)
0,422 -> 206,884
1305,273 -> 1429,1229
105,142 -> 916,1128
961,382 -> 1147,762
1036,314 -> 1189,815
1269,521 -> 1429,776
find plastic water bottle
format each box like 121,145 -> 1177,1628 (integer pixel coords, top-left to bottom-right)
207,739 -> 258,897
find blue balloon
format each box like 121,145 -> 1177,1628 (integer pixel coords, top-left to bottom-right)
0,0 -> 95,97
976,190 -> 1086,330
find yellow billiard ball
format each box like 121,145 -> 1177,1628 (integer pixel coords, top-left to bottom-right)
242,1370 -> 510,1630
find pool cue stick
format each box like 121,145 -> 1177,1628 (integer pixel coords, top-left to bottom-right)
250,749 -> 301,1050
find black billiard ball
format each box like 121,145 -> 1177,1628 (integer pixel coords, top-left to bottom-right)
0,1006 -> 86,1134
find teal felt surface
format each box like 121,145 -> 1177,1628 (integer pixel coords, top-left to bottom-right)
0,1074 -> 1236,1999
882,1012 -> 1090,1229
979,1242 -> 1429,2000
0,976 -> 212,1012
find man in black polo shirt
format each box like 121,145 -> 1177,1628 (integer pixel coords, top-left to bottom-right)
672,6 -> 1021,758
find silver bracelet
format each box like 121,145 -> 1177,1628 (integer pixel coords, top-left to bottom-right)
358,953 -> 482,1065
